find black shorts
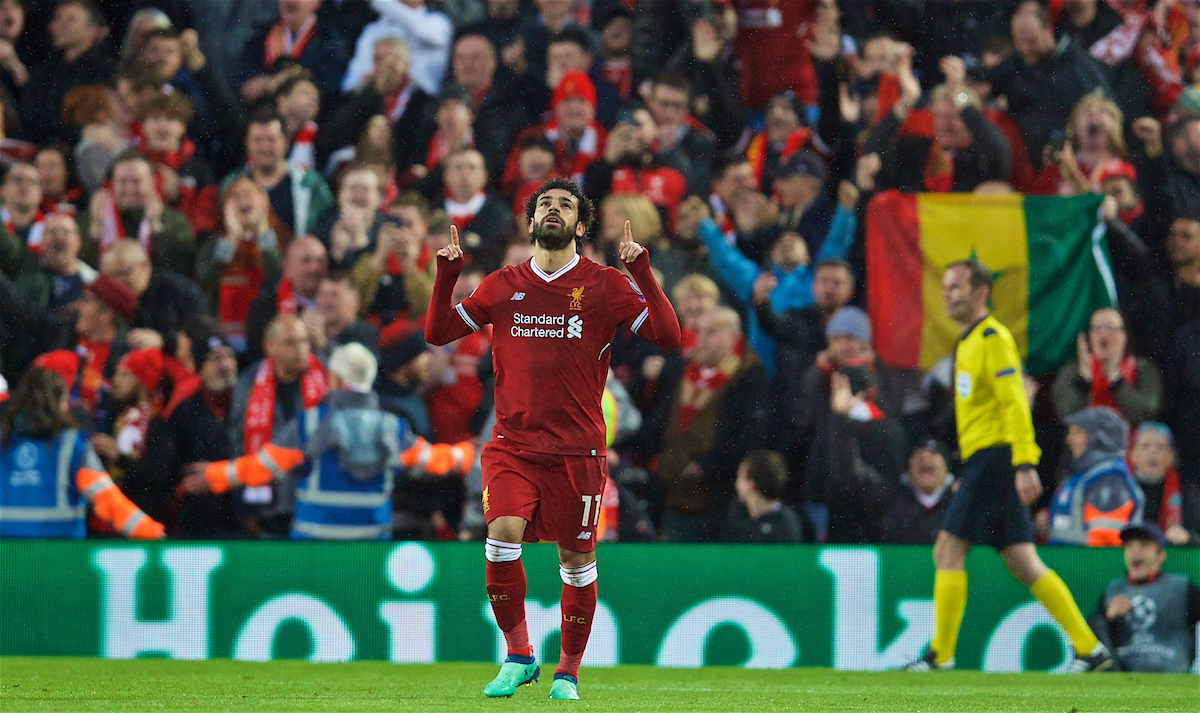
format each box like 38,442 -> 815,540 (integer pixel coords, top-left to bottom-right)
940,445 -> 1034,549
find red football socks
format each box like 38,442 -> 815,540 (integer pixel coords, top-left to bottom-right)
485,559 -> 532,657
556,580 -> 597,678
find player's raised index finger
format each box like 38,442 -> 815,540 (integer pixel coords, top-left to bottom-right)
623,220 -> 632,244
450,224 -> 460,247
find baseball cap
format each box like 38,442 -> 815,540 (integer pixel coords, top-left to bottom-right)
777,150 -> 827,181
1120,523 -> 1167,548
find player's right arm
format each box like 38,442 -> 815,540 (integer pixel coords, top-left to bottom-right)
426,225 -> 484,345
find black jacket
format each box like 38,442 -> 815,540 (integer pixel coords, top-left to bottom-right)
236,18 -> 349,100
462,198 -> 514,273
135,269 -> 211,349
863,106 -> 1011,192
878,480 -> 953,545
793,365 -> 907,540
1166,319 -> 1200,482
124,391 -> 242,538
724,501 -> 805,544
318,84 -> 436,170
979,36 -> 1111,169
754,302 -> 826,440
19,44 -> 114,144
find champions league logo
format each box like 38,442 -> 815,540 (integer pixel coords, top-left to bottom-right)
1128,594 -> 1157,631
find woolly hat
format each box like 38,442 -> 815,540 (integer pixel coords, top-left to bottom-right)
182,317 -> 232,369
826,306 -> 872,344
1095,160 -> 1136,185
378,320 -> 428,373
552,71 -> 597,111
32,349 -> 81,388
117,348 -> 165,393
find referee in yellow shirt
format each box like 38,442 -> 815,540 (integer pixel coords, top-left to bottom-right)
907,261 -> 1112,673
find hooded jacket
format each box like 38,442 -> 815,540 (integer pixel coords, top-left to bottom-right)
1050,406 -> 1145,546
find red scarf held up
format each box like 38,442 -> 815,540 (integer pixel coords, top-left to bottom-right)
1089,354 -> 1137,414
264,16 -> 316,66
243,354 -> 327,454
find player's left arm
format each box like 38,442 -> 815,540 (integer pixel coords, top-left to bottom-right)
618,221 -> 682,349
986,329 -> 1041,468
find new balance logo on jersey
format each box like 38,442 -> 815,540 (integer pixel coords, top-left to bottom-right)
511,292 -> 525,300
567,315 -> 583,339
576,531 -> 592,540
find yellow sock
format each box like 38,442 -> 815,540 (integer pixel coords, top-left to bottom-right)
1030,570 -> 1099,655
931,570 -> 967,665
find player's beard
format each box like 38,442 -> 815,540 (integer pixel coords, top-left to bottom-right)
531,216 -> 578,251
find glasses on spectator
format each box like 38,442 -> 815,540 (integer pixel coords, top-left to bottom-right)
5,175 -> 41,187
1089,324 -> 1124,333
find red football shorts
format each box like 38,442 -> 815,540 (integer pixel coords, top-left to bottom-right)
480,441 -> 608,552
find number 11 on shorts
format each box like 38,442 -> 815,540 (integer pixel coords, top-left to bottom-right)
581,494 -> 602,526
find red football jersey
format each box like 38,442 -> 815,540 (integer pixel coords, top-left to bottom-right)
456,254 -> 648,455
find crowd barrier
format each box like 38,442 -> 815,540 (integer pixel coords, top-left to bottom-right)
2,541 -> 1197,672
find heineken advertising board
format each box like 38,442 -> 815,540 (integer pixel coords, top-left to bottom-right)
2,542 -> 1197,672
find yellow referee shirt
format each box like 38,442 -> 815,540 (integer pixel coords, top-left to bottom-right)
953,315 -> 1041,467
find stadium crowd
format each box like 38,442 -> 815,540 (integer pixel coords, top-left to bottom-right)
1,0 -> 1199,550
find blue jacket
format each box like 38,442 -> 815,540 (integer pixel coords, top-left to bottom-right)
1049,459 -> 1145,546
276,390 -> 409,540
697,207 -> 857,376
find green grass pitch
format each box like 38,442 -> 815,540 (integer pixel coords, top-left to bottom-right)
1,657 -> 1196,712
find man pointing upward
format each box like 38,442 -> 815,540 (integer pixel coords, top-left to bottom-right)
426,178 -> 680,700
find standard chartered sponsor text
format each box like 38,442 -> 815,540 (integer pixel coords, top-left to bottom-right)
513,312 -> 566,338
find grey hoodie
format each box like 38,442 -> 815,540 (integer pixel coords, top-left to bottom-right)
1065,406 -> 1130,474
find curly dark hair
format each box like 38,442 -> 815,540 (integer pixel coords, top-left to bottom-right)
523,178 -> 595,234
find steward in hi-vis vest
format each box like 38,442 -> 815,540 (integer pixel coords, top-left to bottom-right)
182,343 -> 472,540
0,368 -> 163,539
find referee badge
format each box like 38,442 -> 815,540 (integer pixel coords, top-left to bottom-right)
956,371 -> 972,398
